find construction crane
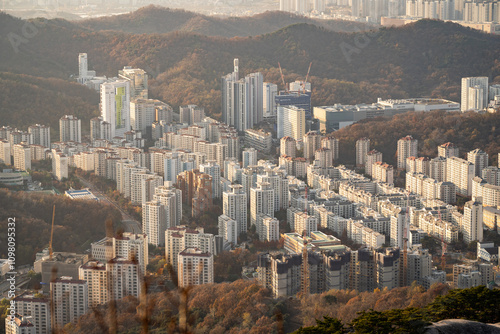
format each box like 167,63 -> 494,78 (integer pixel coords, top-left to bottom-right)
278,62 -> 288,93
49,205 -> 55,260
301,62 -> 312,94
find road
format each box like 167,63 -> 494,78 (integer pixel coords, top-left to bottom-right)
77,176 -> 142,234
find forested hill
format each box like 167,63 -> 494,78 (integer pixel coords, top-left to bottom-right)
1,12 -> 500,124
77,6 -> 375,36
332,111 -> 500,167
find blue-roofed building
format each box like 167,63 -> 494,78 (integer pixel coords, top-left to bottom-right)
65,188 -> 98,201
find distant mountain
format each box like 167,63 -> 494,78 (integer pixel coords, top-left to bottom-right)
1,12 -> 500,123
77,6 -> 376,37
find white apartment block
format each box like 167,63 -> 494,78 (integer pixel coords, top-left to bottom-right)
463,199 -> 483,244
118,66 -> 148,100
280,136 -> 296,158
278,105 -> 306,141
223,184 -> 248,236
51,149 -> 68,181
314,147 -> 333,168
101,80 -> 131,138
446,156 -> 475,196
438,142 -> 458,158
90,116 -> 111,141
50,277 -> 88,329
91,233 -> 149,273
356,138 -> 370,166
0,140 -> 11,165
397,135 -> 418,169
199,161 -> 221,198
467,148 -> 488,177
406,246 -> 431,286
365,149 -> 382,176
321,136 -> 339,160
5,314 -> 35,334
242,148 -> 257,168
13,294 -> 51,334
372,162 -> 394,184
263,82 -> 278,118
28,124 -> 50,148
482,166 -> 500,186
143,183 -> 182,246
59,115 -> 81,143
461,77 -> 488,112
13,144 -> 30,171
178,247 -> 214,287
130,99 -> 169,134
292,211 -> 318,237
250,181 -> 275,227
303,131 -> 321,162
259,215 -> 280,242
107,257 -> 142,300
218,214 -> 238,246
429,156 -> 447,182
78,261 -> 109,308
165,226 -> 216,272
472,177 -> 500,207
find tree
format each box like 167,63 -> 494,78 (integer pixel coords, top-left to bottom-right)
295,317 -> 347,334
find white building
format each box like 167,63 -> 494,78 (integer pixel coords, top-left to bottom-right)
397,135 -> 418,169
59,115 -> 81,143
277,105 -> 306,141
218,214 -> 238,246
366,149 -> 383,176
199,161 -> 221,198
50,277 -> 88,329
280,136 -> 296,158
12,294 -> 51,334
130,99 -> 169,134
447,157 -> 475,196
223,184 -> 248,236
118,66 -> 148,100
467,148 -> 489,177
28,124 -> 50,148
101,80 -> 131,138
372,162 -> 394,184
263,82 -> 278,118
107,257 -> 142,300
463,199 -> 483,244
178,247 -> 214,287
438,142 -> 459,158
142,183 -> 182,246
12,144 -> 30,171
51,149 -> 68,181
356,138 -> 370,166
165,226 -> 216,271
242,148 -> 257,168
259,215 -> 280,242
250,181 -> 275,228
461,77 -> 488,112
5,314 -> 35,334
0,140 -> 11,165
91,233 -> 149,273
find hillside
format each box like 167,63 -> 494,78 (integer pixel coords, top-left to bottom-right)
0,188 -> 121,265
77,6 -> 376,37
331,110 -> 500,167
0,72 -> 99,135
1,13 -> 500,121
